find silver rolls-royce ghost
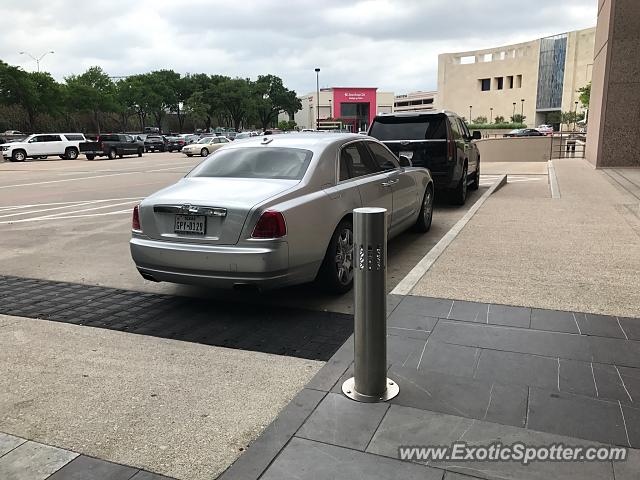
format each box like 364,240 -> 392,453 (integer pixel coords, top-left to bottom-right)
130,133 -> 434,293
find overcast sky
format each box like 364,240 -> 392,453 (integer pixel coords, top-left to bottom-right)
0,0 -> 596,95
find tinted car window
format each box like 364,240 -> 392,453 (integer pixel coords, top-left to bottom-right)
99,135 -> 118,142
449,118 -> 462,140
366,142 -> 398,171
64,134 -> 84,141
340,143 -> 380,180
189,147 -> 312,180
369,115 -> 447,141
458,119 -> 470,139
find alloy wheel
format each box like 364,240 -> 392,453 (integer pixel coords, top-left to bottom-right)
335,227 -> 354,286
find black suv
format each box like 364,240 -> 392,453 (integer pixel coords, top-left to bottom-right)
144,135 -> 167,152
368,111 -> 480,204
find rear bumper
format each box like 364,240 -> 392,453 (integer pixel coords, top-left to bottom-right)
130,236 -> 296,288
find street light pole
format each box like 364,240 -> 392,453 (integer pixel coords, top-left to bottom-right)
315,68 -> 320,130
490,107 -> 493,124
512,102 -> 516,119
574,101 -> 579,130
19,50 -> 54,73
520,98 -> 525,121
469,105 -> 472,122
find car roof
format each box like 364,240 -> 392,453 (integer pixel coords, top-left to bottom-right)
221,132 -> 364,151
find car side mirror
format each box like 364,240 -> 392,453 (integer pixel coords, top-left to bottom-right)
472,131 -> 482,140
398,155 -> 412,167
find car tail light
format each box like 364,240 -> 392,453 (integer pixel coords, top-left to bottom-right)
252,210 -> 286,238
132,204 -> 142,232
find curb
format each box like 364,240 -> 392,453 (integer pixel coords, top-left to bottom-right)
390,174 -> 507,296
548,160 -> 561,199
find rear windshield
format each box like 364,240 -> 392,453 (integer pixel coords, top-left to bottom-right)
189,147 -> 313,180
369,115 -> 447,141
64,134 -> 84,141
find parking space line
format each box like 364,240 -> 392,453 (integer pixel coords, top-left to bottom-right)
0,165 -> 193,190
0,200 -> 139,224
0,197 -> 144,211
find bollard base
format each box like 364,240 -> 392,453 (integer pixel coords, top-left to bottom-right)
341,377 -> 399,403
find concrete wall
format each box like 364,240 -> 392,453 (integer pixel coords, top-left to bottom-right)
437,27 -> 595,127
586,0 -> 640,167
474,136 -> 552,162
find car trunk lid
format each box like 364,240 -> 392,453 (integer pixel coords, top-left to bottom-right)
141,177 -> 297,245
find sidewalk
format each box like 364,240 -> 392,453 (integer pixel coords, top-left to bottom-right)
221,161 -> 640,479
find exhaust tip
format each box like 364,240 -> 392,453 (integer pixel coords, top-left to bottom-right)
138,270 -> 159,282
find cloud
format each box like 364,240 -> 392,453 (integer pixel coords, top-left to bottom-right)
0,0 -> 597,94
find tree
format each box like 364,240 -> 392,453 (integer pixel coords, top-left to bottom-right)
139,70 -> 179,132
510,113 -> 526,124
252,74 -> 301,130
277,120 -> 297,131
494,115 -> 505,124
0,61 -> 62,131
578,82 -> 591,108
472,116 -> 487,124
65,67 -> 116,134
218,77 -> 253,131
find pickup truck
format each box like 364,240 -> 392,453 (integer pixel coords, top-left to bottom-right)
80,134 -> 145,160
368,111 -> 480,205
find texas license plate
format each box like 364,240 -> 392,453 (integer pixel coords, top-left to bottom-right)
174,215 -> 206,235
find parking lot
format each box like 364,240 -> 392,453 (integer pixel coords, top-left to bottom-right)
0,151 -> 493,478
0,152 -> 488,315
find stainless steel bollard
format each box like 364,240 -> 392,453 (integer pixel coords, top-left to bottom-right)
342,207 -> 399,403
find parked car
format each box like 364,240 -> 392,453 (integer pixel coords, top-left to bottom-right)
79,134 -> 144,160
144,135 -> 167,152
165,136 -> 187,152
130,133 -> 434,292
504,128 -> 544,137
368,111 -> 480,205
234,132 -> 252,140
1,133 -> 87,162
224,131 -> 237,141
181,136 -> 230,157
536,124 -> 554,135
2,130 -> 24,136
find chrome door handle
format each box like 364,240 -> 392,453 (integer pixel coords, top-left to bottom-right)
381,179 -> 399,187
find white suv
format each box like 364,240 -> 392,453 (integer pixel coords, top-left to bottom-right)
1,133 -> 87,162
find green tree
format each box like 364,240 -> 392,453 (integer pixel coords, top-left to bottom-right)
472,116 -> 487,124
218,77 -> 253,131
277,119 -> 297,131
578,82 -> 591,108
510,113 -> 526,124
252,74 -> 301,130
0,61 -> 61,131
64,66 -> 116,134
561,110 -> 578,126
494,115 -> 505,124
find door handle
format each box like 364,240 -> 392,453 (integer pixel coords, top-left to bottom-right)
381,179 -> 399,187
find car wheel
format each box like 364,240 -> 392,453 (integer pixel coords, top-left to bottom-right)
65,147 -> 79,160
186,154 -> 193,157
450,164 -> 468,205
200,148 -> 209,157
86,154 -> 95,160
137,148 -> 143,157
108,148 -> 117,160
469,157 -> 480,191
414,185 -> 434,233
318,219 -> 354,294
11,150 -> 26,162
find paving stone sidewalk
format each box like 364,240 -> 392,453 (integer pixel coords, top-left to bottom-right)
219,294 -> 640,480
0,432 -> 173,480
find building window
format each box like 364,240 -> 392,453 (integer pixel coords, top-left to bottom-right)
480,78 -> 491,91
507,75 -> 514,88
495,77 -> 504,90
516,74 -> 523,88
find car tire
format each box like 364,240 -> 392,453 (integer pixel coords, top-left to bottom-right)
318,219 -> 354,294
450,164 -> 468,205
65,147 -> 79,160
414,185 -> 434,233
469,157 -> 480,191
137,148 -> 143,157
186,154 -> 193,157
86,154 -> 95,160
11,150 -> 26,162
108,148 -> 117,160
200,148 -> 209,157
